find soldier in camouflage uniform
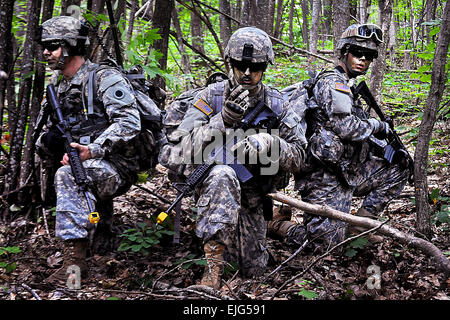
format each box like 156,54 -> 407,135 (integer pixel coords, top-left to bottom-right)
269,24 -> 409,250
159,27 -> 306,289
35,16 -> 141,286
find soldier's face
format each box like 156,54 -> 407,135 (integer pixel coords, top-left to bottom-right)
346,52 -> 372,74
232,66 -> 263,89
42,42 -> 63,69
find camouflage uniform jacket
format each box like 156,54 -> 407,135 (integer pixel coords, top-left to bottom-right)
306,66 -> 383,178
36,59 -> 141,185
173,80 -> 307,181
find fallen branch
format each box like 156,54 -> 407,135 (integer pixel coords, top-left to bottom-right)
268,192 -> 450,275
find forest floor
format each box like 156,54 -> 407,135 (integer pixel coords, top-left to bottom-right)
0,119 -> 449,302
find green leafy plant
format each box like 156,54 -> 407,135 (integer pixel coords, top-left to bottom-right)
344,237 -> 369,257
0,246 -> 21,274
296,279 -> 319,300
118,222 -> 174,255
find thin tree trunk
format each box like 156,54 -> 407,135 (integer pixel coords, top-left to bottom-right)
19,0 -> 55,198
126,0 -> 139,45
152,0 -> 175,90
0,0 -> 15,160
4,0 -> 42,215
288,0 -> 295,45
369,0 -> 393,105
332,0 -> 349,56
301,0 -> 310,51
219,0 -> 232,47
274,0 -> 284,39
171,5 -> 192,87
310,0 -> 320,56
414,0 -> 450,239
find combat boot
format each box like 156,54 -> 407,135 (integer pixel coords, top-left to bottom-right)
348,208 -> 383,243
46,239 -> 89,287
200,240 -> 225,290
267,205 -> 296,238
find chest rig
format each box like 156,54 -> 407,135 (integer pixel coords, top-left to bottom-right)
55,63 -> 109,145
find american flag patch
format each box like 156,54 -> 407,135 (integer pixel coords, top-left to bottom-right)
335,82 -> 351,93
193,98 -> 213,115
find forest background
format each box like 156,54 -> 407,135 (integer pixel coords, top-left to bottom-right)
0,0 -> 449,301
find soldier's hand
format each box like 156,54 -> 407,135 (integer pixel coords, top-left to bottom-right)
222,85 -> 249,126
61,143 -> 92,165
231,132 -> 276,159
374,120 -> 391,140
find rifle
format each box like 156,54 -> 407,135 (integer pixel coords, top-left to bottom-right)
159,95 -> 280,243
46,84 -> 100,224
353,81 -> 414,183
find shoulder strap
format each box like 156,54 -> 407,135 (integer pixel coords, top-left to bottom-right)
209,81 -> 226,115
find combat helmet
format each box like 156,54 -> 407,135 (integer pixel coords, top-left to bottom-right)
40,16 -> 89,47
337,24 -> 382,56
224,27 -> 275,64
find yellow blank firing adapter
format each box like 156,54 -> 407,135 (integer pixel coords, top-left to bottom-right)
89,211 -> 100,224
157,212 -> 168,224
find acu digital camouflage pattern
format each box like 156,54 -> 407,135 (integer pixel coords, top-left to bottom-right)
160,80 -> 306,277
36,59 -> 141,241
289,67 -> 408,249
224,27 -> 275,64
41,16 -> 89,47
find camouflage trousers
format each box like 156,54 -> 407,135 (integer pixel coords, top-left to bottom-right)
293,156 -> 409,248
195,165 -> 269,278
54,159 -> 124,240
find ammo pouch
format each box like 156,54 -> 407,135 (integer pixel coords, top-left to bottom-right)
309,127 -> 344,166
70,118 -> 109,145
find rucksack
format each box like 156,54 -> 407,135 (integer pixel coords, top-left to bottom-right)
280,70 -> 335,139
87,59 -> 167,172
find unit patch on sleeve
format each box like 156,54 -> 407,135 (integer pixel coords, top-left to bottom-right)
193,98 -> 213,116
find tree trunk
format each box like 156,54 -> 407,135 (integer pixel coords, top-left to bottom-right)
241,0 -> 251,26
369,0 -> 392,105
332,0 -> 349,56
267,0 -> 276,36
310,0 -> 321,56
414,0 -> 450,239
171,5 -> 192,88
288,0 -> 295,46
219,0 -> 232,47
274,0 -> 284,39
152,0 -> 175,90
126,0 -> 138,46
301,0 -> 310,51
4,0 -> 42,212
256,0 -> 271,34
0,0 -> 15,160
19,0 -> 55,200
191,6 -> 204,55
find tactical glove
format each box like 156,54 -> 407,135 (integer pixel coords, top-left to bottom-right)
221,85 -> 249,127
374,120 -> 391,140
231,132 -> 276,159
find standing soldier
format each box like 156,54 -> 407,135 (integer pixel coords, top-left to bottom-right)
35,16 -> 142,286
160,27 -> 307,290
269,24 -> 409,250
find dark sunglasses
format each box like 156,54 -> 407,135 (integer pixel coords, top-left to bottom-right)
230,59 -> 267,73
42,41 -> 62,52
349,46 -> 378,61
